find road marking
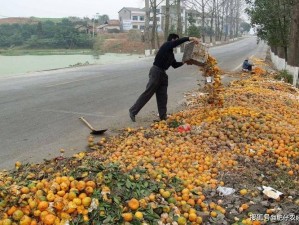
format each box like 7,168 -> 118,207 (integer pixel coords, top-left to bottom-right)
42,109 -> 116,118
44,77 -> 92,88
233,54 -> 254,71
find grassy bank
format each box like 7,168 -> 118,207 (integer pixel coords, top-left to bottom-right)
0,48 -> 96,56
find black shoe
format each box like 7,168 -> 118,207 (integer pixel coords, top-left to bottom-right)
129,111 -> 136,122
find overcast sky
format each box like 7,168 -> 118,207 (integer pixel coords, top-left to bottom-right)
0,0 -> 144,19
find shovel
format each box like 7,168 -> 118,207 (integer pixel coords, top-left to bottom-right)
79,117 -> 107,135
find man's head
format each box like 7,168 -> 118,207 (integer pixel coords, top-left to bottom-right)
167,33 -> 179,41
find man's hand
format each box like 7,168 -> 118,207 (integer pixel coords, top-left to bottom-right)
189,37 -> 201,44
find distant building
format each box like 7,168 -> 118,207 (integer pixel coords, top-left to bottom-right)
97,20 -> 120,33
118,7 -> 146,31
118,4 -> 189,33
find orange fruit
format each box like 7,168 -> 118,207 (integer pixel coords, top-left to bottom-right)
73,198 -> 82,206
19,215 -> 32,225
30,219 -> 37,225
21,187 -> 30,194
134,211 -> 143,220
6,206 -> 17,216
78,193 -> 87,199
288,170 -> 294,176
68,191 -> 77,200
241,203 -> 249,210
197,216 -> 203,224
210,211 -> 217,217
2,219 -> 12,225
66,202 -> 77,214
28,199 -> 37,209
128,198 -> 139,210
43,214 -> 56,225
38,201 -> 49,211
177,216 -> 187,225
33,210 -> 41,217
77,181 -> 86,191
53,200 -> 64,211
122,213 -> 133,222
240,189 -> 248,195
161,190 -> 171,199
12,209 -> 24,221
188,212 -> 197,222
85,186 -> 94,195
149,193 -> 155,201
85,181 -> 96,188
82,197 -> 92,207
46,192 -> 55,202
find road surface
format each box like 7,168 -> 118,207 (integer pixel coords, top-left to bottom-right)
0,36 -> 268,170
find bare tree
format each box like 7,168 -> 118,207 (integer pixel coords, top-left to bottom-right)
164,0 -> 170,41
288,0 -> 299,67
150,0 -> 158,50
176,0 -> 183,36
145,0 -> 151,50
210,0 -> 216,43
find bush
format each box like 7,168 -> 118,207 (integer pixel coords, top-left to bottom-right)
188,24 -> 200,37
128,30 -> 142,41
274,70 -> 293,84
107,29 -> 120,33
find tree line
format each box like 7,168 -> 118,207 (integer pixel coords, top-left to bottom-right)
0,18 -> 94,49
246,0 -> 299,67
143,0 -> 250,51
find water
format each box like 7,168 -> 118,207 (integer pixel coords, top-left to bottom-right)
0,53 -> 143,77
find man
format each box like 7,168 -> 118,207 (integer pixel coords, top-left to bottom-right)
129,33 -> 200,122
242,58 -> 254,72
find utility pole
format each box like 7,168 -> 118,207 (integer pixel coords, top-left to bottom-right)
93,13 -> 99,38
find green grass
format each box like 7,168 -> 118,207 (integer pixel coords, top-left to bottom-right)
274,69 -> 293,84
0,48 -> 94,56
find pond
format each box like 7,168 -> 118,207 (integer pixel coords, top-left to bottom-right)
0,53 -> 143,77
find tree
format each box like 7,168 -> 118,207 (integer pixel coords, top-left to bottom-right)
288,1 -> 299,66
150,0 -> 158,50
176,0 -> 183,36
145,0 -> 151,49
245,0 -> 292,59
164,0 -> 170,41
240,21 -> 251,33
98,14 -> 110,25
188,24 -> 201,36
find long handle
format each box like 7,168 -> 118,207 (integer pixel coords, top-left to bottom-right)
79,117 -> 95,131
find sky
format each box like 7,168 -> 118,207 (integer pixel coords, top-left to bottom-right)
0,0 -> 144,20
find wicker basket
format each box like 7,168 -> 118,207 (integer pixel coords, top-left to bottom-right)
182,42 -> 208,66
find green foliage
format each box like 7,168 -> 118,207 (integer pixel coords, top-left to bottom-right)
245,0 -> 292,48
187,14 -> 196,25
169,24 -> 176,34
274,70 -> 293,84
97,14 -> 110,25
188,24 -> 200,37
240,22 -> 251,33
0,18 -> 93,49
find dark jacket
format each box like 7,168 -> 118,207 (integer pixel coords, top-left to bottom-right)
242,60 -> 252,70
153,37 -> 190,70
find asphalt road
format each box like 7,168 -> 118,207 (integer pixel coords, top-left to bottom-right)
0,36 -> 268,170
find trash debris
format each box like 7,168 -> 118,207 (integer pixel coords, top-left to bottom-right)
177,124 -> 191,133
217,186 -> 236,196
261,186 -> 283,200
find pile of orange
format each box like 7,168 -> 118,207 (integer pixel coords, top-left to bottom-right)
1,58 -> 298,225
0,177 -> 96,224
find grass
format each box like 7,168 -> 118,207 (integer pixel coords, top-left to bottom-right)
274,69 -> 294,84
0,48 -> 94,56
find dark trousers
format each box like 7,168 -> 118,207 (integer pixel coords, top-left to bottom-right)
129,65 -> 168,120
